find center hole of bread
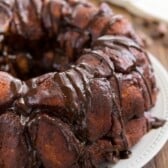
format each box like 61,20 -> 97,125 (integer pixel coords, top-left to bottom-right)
0,36 -> 75,80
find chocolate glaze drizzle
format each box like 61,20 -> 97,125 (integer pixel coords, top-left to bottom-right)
0,0 -> 166,168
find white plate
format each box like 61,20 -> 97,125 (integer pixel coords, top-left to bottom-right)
108,54 -> 168,168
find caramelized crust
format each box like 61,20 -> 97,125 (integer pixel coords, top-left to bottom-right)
0,72 -> 22,108
28,114 -> 82,168
0,113 -> 32,168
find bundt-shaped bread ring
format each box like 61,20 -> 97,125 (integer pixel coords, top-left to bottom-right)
0,0 -> 165,168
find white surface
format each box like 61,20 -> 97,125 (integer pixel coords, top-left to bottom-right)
106,0 -> 168,23
107,54 -> 168,168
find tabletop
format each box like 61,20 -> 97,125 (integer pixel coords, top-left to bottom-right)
110,4 -> 168,168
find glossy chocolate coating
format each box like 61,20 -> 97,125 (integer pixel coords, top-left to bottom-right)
0,0 -> 165,168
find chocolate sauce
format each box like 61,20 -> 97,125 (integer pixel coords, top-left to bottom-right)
54,72 -> 80,120
135,67 -> 153,106
112,73 -> 129,150
73,66 -> 92,136
66,68 -> 86,105
84,50 -> 114,73
0,0 -> 165,167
